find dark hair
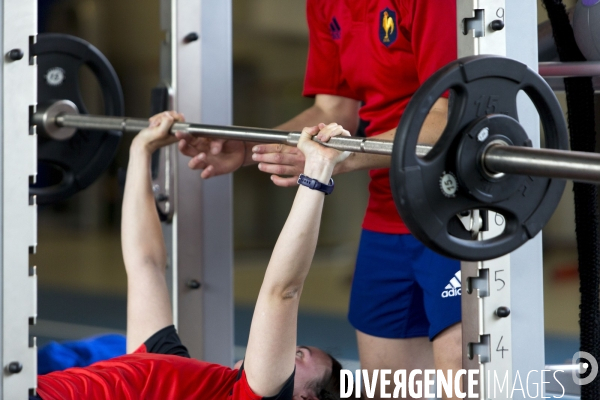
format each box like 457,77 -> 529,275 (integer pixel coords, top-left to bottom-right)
313,354 -> 342,400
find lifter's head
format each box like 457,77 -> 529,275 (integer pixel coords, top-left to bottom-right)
234,345 -> 341,400
294,346 -> 341,400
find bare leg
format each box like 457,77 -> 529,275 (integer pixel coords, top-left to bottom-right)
432,323 -> 462,400
356,330 -> 434,399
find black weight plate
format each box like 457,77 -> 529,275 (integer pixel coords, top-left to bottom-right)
390,55 -> 568,261
31,34 -> 124,204
456,114 -> 532,204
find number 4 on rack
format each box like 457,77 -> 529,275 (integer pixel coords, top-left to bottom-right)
496,336 -> 509,359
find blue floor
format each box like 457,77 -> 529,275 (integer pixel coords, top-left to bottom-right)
545,335 -> 580,365
36,288 -> 578,366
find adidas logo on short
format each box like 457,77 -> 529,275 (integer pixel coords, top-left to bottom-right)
441,271 -> 462,298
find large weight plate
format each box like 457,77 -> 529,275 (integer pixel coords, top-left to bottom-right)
391,56 -> 568,261
32,34 -> 124,204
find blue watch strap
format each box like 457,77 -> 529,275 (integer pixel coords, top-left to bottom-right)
297,174 -> 334,195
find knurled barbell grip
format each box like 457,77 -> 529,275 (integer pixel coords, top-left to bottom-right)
284,132 -> 394,154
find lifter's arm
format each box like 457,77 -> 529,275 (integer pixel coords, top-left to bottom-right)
122,112 -> 181,353
243,123 -> 350,397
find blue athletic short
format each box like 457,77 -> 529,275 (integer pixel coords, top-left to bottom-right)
348,229 -> 461,341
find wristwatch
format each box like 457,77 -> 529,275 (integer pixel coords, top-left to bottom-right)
297,174 -> 334,195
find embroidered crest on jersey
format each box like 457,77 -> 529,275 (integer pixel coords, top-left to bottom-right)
329,17 -> 341,40
379,8 -> 397,47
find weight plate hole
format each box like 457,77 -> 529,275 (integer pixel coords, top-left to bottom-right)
448,210 -> 506,240
79,64 -> 105,116
516,90 -> 527,127
33,161 -> 67,188
417,92 -> 453,148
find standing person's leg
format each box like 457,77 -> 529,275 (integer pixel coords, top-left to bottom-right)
349,230 -> 435,399
356,333 -> 434,399
432,323 -> 462,374
356,328 -> 462,400
413,238 -> 462,399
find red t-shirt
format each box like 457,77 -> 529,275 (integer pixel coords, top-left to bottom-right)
304,0 -> 457,234
36,343 -> 262,400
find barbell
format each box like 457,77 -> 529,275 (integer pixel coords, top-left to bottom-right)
35,99 -> 600,185
31,34 -> 599,261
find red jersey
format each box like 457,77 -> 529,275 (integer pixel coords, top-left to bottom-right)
304,0 -> 457,234
36,344 -> 262,400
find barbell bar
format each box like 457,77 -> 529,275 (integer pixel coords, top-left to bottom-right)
538,61 -> 600,78
35,99 -> 600,185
